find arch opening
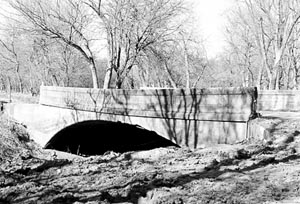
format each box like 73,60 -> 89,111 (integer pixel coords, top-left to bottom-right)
45,120 -> 180,156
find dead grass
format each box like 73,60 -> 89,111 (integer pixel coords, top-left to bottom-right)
0,114 -> 40,162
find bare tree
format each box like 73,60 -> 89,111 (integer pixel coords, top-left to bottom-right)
10,0 -> 100,88
288,35 -> 300,89
226,10 -> 258,88
0,34 -> 24,92
85,0 -> 185,88
233,0 -> 300,90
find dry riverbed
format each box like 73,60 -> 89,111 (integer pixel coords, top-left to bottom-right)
0,114 -> 300,204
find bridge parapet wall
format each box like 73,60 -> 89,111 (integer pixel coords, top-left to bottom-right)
258,90 -> 300,112
37,86 -> 257,148
39,86 -> 256,122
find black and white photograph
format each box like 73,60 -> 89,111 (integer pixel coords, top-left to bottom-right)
0,0 -> 300,203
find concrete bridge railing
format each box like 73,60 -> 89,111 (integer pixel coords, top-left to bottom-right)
258,90 -> 300,112
4,86 -> 257,149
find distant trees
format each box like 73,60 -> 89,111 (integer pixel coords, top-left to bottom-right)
0,33 -> 23,92
10,0 -> 100,88
30,37 -> 96,88
5,0 -> 300,91
226,0 -> 300,90
0,20 -> 97,93
0,0 -> 212,91
0,25 -> 34,93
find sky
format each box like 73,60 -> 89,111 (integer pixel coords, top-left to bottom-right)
191,0 -> 235,58
0,0 -> 234,59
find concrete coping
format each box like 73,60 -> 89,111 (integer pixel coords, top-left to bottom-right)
41,86 -> 257,96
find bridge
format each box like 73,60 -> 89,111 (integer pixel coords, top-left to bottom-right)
257,90 -> 300,118
2,86 -> 258,153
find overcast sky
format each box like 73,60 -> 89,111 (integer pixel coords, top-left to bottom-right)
191,0 -> 234,58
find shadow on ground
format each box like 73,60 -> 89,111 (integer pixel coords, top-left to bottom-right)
96,151 -> 300,204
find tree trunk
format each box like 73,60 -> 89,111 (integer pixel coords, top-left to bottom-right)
88,59 -> 99,89
269,74 -> 277,90
275,71 -> 280,90
64,64 -> 70,87
115,77 -> 122,89
293,65 -> 298,90
51,74 -> 59,86
0,77 -> 5,91
291,54 -> 298,90
29,66 -> 34,92
103,31 -> 114,89
7,77 -> 11,102
163,61 -> 177,88
285,60 -> 292,89
15,64 -> 23,93
257,63 -> 263,90
268,71 -> 281,90
103,61 -> 113,89
184,46 -> 190,88
16,73 -> 23,93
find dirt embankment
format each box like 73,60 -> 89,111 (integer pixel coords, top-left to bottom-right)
0,114 -> 300,204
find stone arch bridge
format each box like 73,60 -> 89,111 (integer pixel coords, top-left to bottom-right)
3,86 -> 257,150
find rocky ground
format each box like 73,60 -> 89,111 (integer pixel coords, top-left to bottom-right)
0,113 -> 300,204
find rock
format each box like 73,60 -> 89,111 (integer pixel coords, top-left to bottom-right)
273,134 -> 294,147
42,149 -> 83,161
9,123 -> 30,142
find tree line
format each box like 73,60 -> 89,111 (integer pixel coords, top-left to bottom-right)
1,0 -> 299,93
0,0 -> 211,93
226,0 -> 300,90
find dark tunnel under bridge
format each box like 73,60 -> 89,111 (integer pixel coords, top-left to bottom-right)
45,120 -> 180,156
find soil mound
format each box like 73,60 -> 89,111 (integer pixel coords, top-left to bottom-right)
0,114 -> 38,162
